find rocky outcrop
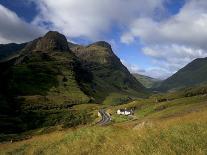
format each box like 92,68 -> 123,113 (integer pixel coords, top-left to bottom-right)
23,31 -> 70,52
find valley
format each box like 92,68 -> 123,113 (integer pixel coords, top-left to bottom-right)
0,31 -> 207,155
1,86 -> 207,154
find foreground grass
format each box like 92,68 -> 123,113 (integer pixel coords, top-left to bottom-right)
1,104 -> 207,155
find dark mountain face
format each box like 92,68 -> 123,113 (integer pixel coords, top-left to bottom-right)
0,31 -> 92,104
35,31 -> 70,52
1,32 -> 145,105
158,57 -> 207,91
70,41 -> 146,102
0,32 -> 92,133
0,31 -> 146,133
23,31 -> 70,52
71,41 -> 119,64
0,43 -> 26,61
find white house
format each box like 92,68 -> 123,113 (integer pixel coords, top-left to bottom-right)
117,109 -> 133,116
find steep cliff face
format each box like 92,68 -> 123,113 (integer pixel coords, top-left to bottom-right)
22,31 -> 70,52
35,31 -> 70,52
72,41 -> 119,64
71,40 -> 146,103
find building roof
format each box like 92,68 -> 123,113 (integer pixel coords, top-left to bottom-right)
118,109 -> 133,112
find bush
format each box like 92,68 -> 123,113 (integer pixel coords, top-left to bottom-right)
63,110 -> 92,128
19,110 -> 92,131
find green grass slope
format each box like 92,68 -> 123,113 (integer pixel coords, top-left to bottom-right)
159,57 -> 207,91
1,86 -> 207,154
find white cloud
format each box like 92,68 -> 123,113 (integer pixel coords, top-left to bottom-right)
121,0 -> 207,78
0,4 -> 45,44
121,59 -> 140,73
120,33 -> 135,44
122,0 -> 207,47
121,59 -> 170,79
143,45 -> 207,62
32,0 -> 164,40
1,0 -> 206,79
140,67 -> 172,80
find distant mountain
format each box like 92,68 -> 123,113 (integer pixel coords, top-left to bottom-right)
0,31 -> 146,133
0,43 -> 26,61
158,57 -> 207,91
133,73 -> 161,88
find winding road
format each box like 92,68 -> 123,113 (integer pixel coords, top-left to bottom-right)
97,109 -> 111,125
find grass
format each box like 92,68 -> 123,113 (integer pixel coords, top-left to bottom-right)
135,95 -> 207,119
1,92 -> 207,155
1,106 -> 207,155
102,92 -> 133,105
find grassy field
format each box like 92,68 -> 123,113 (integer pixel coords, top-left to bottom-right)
1,93 -> 207,155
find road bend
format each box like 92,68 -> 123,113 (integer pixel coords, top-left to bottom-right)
97,109 -> 111,125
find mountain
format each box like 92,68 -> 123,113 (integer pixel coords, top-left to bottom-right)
0,31 -> 146,133
0,43 -> 26,61
70,41 -> 146,104
133,73 -> 161,88
158,57 -> 207,91
0,31 -> 92,133
0,31 -> 92,104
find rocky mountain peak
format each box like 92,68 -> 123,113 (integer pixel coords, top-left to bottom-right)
35,31 -> 69,51
89,41 -> 111,49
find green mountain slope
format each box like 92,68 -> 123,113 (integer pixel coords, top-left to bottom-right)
1,31 -> 92,105
0,31 -> 146,133
0,31 -> 94,133
133,73 -> 161,88
70,41 -> 147,104
159,57 -> 207,91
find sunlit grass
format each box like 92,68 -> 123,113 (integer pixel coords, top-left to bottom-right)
1,92 -> 207,155
1,102 -> 207,155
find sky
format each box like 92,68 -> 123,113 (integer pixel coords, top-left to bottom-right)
0,0 -> 207,79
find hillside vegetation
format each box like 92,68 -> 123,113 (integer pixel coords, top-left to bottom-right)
0,31 -> 146,134
1,86 -> 207,154
159,57 -> 207,91
71,41 -> 146,103
1,31 -> 207,155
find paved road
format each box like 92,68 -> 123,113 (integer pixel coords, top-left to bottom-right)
97,109 -> 111,125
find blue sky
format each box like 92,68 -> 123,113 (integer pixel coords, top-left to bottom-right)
0,0 -> 207,79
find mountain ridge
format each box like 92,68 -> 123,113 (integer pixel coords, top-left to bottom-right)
0,31 -> 146,133
158,57 -> 207,91
0,43 -> 26,62
133,73 -> 162,88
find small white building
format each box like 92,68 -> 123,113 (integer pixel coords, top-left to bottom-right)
117,109 -> 133,116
